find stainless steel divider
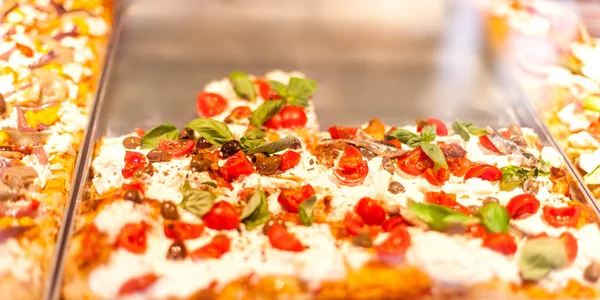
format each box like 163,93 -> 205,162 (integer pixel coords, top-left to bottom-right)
43,3 -> 124,299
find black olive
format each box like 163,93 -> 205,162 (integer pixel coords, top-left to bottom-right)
482,197 -> 499,205
220,140 -> 242,158
388,181 -> 405,194
166,240 -> 187,260
133,164 -> 154,179
584,262 -> 600,283
381,157 -> 395,175
250,153 -> 269,165
123,188 -> 143,203
122,136 -> 141,149
351,232 -> 373,248
190,153 -> 211,172
0,94 -> 6,115
147,149 -> 171,163
195,137 -> 212,149
255,155 -> 282,176
180,128 -> 195,140
161,201 -> 180,220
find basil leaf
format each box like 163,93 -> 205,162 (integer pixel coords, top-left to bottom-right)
268,81 -> 288,98
229,71 -> 256,102
299,195 -> 317,226
179,180 -> 216,217
246,135 -> 301,155
583,94 -> 600,113
186,118 -> 234,146
420,125 -> 437,143
466,125 -> 488,136
407,137 -> 424,148
243,190 -> 270,230
386,129 -> 419,145
250,99 -> 285,127
420,143 -> 448,169
518,237 -> 567,281
140,123 -> 179,149
240,128 -> 266,150
452,119 -> 471,142
500,166 -> 531,191
240,189 -> 263,220
201,181 -> 217,188
476,203 -> 509,233
286,77 -> 317,108
406,200 -> 478,231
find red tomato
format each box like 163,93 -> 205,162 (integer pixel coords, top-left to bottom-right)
482,233 -> 517,255
384,127 -> 403,149
542,205 -> 582,228
417,118 -> 448,136
219,151 -> 254,182
530,232 -> 549,239
122,181 -> 146,194
265,106 -> 308,129
229,106 -> 252,119
328,126 -> 358,139
279,150 -> 301,172
479,135 -> 500,153
157,139 -> 194,158
422,168 -> 450,186
117,223 -> 147,254
122,151 -> 147,179
266,223 -> 304,252
278,184 -> 316,213
202,201 -> 240,230
396,147 -> 434,176
345,212 -> 365,236
163,221 -> 205,240
355,197 -> 386,226
560,232 -> 578,264
264,112 -> 282,129
196,92 -> 228,117
255,79 -> 280,100
424,191 -> 471,215
506,194 -> 540,220
467,224 -> 488,238
375,226 -> 411,256
334,145 -> 369,186
382,216 -> 408,232
464,164 -> 502,182
499,129 -> 512,139
190,234 -> 231,260
447,157 -> 475,177
78,225 -> 104,264
134,128 -> 146,137
118,273 -> 159,296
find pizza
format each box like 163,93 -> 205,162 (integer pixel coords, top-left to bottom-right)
0,1 -> 111,299
60,71 -> 600,299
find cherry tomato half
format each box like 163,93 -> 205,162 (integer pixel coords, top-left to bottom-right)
464,164 -> 502,182
560,232 -> 578,264
506,194 -> 540,220
396,147 -> 434,176
158,139 -> 194,158
382,216 -> 409,232
375,226 -> 411,256
542,205 -> 582,228
118,273 -> 160,296
334,145 -> 369,186
417,118 -> 448,136
278,184 -> 316,213
482,233 -> 517,255
424,191 -> 470,215
467,224 -> 488,238
447,157 -> 475,177
266,223 -> 304,252
479,135 -> 500,153
163,221 -> 205,240
384,127 -> 403,149
279,150 -> 301,172
219,151 -> 254,182
265,106 -> 308,129
328,126 -> 358,140
355,197 -> 386,226
255,79 -> 280,101
422,167 -> 450,186
202,201 -> 240,230
190,234 -> 232,260
197,92 -> 228,117
122,151 -> 147,179
227,106 -> 252,121
117,223 -> 147,254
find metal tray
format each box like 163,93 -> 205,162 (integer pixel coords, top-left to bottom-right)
45,0 -> 600,298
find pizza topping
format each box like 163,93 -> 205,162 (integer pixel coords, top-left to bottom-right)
219,151 -> 254,182
166,240 -> 187,260
116,223 -> 147,254
264,106 -> 308,129
328,126 -> 358,140
417,118 -> 448,136
140,123 -> 179,149
202,201 -> 240,230
123,188 -> 143,204
387,180 -> 405,194
396,147 -> 433,176
239,128 -> 266,150
479,135 -> 500,153
190,234 -> 232,260
164,221 -> 205,240
482,233 -> 517,255
147,149 -> 171,163
422,167 -> 450,186
255,155 -> 282,176
424,192 -> 470,215
246,135 -> 301,155
250,99 -> 285,127
355,197 -> 386,226
268,77 -> 317,107
298,195 -> 317,226
476,203 -> 510,234
196,92 -> 228,117
195,137 -> 213,149
518,237 -> 567,281
382,216 -> 409,232
122,136 -> 141,149
334,145 -> 369,186
452,119 -> 487,141
279,150 -> 301,171
542,205 -> 582,228
375,225 -> 411,256
157,139 -> 194,158
351,232 -> 373,248
464,164 -> 502,182
266,223 -> 305,252
160,201 -> 180,220
560,232 -> 578,265
190,152 -> 215,173
229,71 -> 256,102
506,194 -> 540,220
255,79 -> 280,101
186,118 -> 234,146
118,273 -> 160,296
440,142 -> 467,159
499,166 -> 534,191
278,184 -> 316,213
220,140 -> 242,159
405,200 -> 478,231
584,262 -> 600,283
122,151 -> 147,179
179,181 -> 216,217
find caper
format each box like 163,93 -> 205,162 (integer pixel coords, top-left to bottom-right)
351,232 -> 373,248
388,181 -> 405,194
381,157 -> 395,175
180,128 -> 195,140
161,201 -> 180,220
255,155 -> 282,176
220,140 -> 242,158
190,154 -> 211,172
584,262 -> 600,283
250,152 -> 269,165
166,240 -> 187,260
0,94 -> 6,115
196,137 -> 212,149
482,197 -> 499,205
147,149 -> 171,163
122,136 -> 141,149
133,164 -> 154,179
123,188 -> 143,203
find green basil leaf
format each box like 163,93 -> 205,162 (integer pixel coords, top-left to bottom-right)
386,129 -> 419,145
452,119 -> 472,142
186,118 -> 234,146
246,135 -> 301,155
420,143 -> 448,169
240,189 -> 263,220
407,137 -> 424,148
240,128 -> 266,150
286,77 -> 317,108
500,166 -> 531,191
201,181 -> 217,188
229,71 -> 256,102
299,195 -> 317,226
466,125 -> 488,136
140,123 -> 179,149
420,125 -> 437,143
243,190 -> 270,230
518,237 -> 567,281
406,200 -> 478,231
476,203 -> 510,233
268,80 -> 288,98
582,94 -> 600,113
179,180 -> 216,217
250,99 -> 285,127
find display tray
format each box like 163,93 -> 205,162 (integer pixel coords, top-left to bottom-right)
46,0 -> 599,299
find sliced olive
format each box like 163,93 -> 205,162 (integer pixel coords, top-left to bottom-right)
166,240 -> 187,260
388,181 -> 405,194
255,155 -> 282,176
161,201 -> 180,220
351,232 -> 373,248
584,262 -> 600,283
147,149 -> 171,163
122,136 -> 141,149
123,188 -> 143,203
133,164 -> 154,179
190,153 -> 211,172
220,140 -> 242,158
381,157 -> 395,175
195,137 -> 212,149
250,152 -> 268,165
0,94 -> 6,115
482,197 -> 499,205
